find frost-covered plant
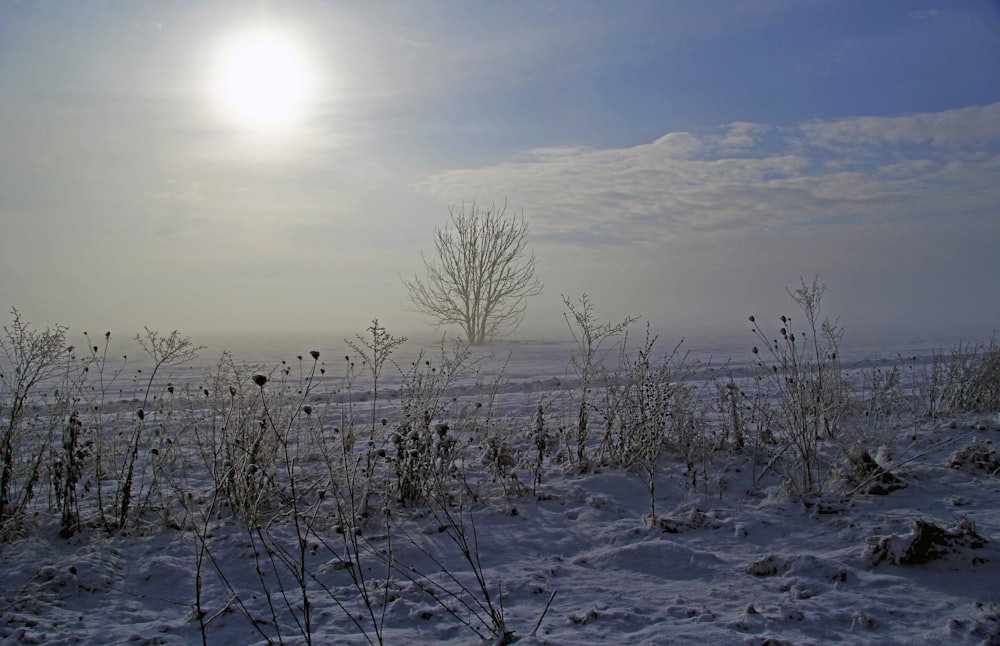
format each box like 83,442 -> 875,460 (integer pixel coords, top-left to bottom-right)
713,374 -> 747,454
386,339 -> 481,505
390,419 -> 458,506
598,330 -> 672,464
561,294 -> 637,469
399,338 -> 478,430
948,338 -> 1000,413
667,377 -> 714,492
390,499 -> 514,644
530,402 -> 550,495
347,319 -> 408,437
249,357 -> 327,646
458,356 -> 528,501
854,364 -> 904,441
311,348 -> 400,645
116,328 -> 201,529
50,410 -> 87,537
194,352 -> 275,521
344,320 -> 408,515
748,277 -> 848,496
75,330 -> 129,531
194,351 -> 333,645
835,363 -> 906,490
0,308 -> 72,537
597,329 -> 706,516
914,337 -> 1000,417
715,367 -> 778,488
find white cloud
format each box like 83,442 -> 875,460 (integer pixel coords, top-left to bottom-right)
419,102 -> 1000,247
716,121 -> 768,151
798,102 -> 1000,150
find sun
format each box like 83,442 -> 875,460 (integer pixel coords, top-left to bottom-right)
210,27 -> 317,130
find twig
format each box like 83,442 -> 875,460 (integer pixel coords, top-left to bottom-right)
530,590 -> 557,637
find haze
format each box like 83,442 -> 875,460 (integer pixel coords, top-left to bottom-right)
2,1 -> 999,346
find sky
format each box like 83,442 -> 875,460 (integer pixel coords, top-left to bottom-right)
1,0 -> 999,346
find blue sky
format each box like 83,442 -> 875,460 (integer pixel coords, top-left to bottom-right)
1,1 -> 999,343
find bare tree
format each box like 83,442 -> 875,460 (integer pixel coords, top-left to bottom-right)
404,201 -> 542,345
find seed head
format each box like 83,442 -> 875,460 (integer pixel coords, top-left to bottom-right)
252,374 -> 267,387
310,350 -> 320,360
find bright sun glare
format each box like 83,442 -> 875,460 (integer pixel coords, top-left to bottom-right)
211,27 -> 316,130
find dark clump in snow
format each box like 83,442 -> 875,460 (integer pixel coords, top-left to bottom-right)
866,516 -> 987,566
946,439 -> 1000,474
842,448 -> 905,496
649,503 -> 726,533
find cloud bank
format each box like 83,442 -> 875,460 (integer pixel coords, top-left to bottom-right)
419,102 -> 1000,248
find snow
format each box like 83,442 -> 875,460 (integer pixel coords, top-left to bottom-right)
1,337 -> 999,645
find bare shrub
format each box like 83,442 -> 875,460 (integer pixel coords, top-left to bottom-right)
561,294 -> 637,469
715,368 -> 779,489
195,352 -> 277,521
389,339 -> 481,506
913,336 -> 1000,417
389,501 -> 514,644
116,328 -> 201,530
75,330 -> 129,531
749,277 -> 848,496
596,329 -> 704,517
827,362 -> 909,496
713,373 -> 747,454
0,309 -> 71,537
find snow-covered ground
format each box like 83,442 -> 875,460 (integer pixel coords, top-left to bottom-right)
1,335 -> 998,645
